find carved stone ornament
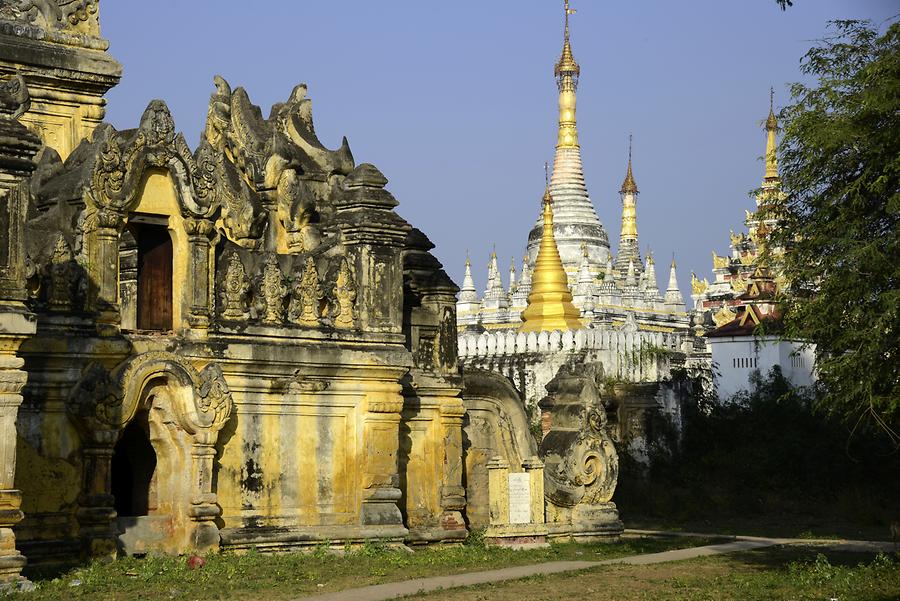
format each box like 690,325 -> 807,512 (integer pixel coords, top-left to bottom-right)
288,257 -> 323,327
220,252 -> 250,321
690,272 -> 709,296
332,257 -> 357,329
66,353 -> 234,438
48,233 -> 77,311
540,366 -> 619,508
258,254 -> 287,325
0,0 -> 100,36
87,102 -> 217,218
0,75 -> 30,120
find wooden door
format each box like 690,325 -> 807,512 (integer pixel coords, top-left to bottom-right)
137,225 -> 173,330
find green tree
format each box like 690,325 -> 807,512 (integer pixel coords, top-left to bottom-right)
769,20 -> 899,430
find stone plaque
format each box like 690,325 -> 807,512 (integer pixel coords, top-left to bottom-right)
508,472 -> 531,524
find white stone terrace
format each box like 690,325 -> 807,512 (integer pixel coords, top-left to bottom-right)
458,327 -> 686,383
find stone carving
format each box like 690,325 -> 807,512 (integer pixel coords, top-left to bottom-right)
333,257 -> 357,329
276,169 -> 321,252
194,363 -> 233,432
87,102 -> 221,219
0,0 -> 100,36
67,353 -> 234,437
539,363 -> 623,540
66,362 -> 120,431
0,75 -> 29,120
220,252 -> 250,321
47,234 -> 77,310
541,367 -> 618,507
258,254 -> 287,325
288,257 -> 322,326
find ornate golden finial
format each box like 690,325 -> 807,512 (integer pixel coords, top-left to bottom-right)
620,134 -> 638,195
764,88 -> 780,181
556,0 -> 579,79
767,87 -> 777,130
555,1 -> 580,148
520,180 -> 583,333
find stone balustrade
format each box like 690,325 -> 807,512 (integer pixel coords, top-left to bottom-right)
458,327 -> 684,384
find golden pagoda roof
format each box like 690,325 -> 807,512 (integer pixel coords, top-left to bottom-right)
519,184 -> 583,333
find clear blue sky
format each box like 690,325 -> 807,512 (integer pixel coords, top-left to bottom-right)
101,1 -> 896,296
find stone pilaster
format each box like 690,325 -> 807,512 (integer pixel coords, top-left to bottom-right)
0,74 -> 41,584
188,432 -> 220,551
335,164 -> 410,337
184,218 -> 217,330
0,344 -> 30,582
438,396 -> 466,535
88,208 -> 124,333
75,434 -> 117,561
360,385 -> 406,537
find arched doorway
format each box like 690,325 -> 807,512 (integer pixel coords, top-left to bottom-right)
112,380 -> 193,555
111,411 -> 156,517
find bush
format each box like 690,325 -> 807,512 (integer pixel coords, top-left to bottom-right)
615,367 -> 900,534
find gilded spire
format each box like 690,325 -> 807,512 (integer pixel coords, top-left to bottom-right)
765,87 -> 779,181
620,134 -> 638,195
520,177 -> 583,333
555,0 -> 580,149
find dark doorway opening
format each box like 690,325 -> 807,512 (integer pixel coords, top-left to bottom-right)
111,412 -> 157,517
136,223 -> 173,330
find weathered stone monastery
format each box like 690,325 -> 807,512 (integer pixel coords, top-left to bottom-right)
0,0 -> 626,581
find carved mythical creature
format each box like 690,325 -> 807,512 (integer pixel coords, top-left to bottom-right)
289,257 -> 323,326
690,272 -> 709,296
332,258 -> 357,329
258,254 -> 287,324
220,252 -> 250,321
276,169 -> 320,252
712,251 -> 730,270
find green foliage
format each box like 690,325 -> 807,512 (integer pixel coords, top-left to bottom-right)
616,367 -> 900,537
769,19 -> 900,429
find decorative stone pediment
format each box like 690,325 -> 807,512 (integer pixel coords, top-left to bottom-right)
66,352 -> 234,438
88,101 -> 219,220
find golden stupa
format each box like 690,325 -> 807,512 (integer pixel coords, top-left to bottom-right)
519,182 -> 584,333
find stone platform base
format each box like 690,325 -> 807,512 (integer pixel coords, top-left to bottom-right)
485,524 -> 549,549
547,502 -> 624,543
219,524 -> 409,553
